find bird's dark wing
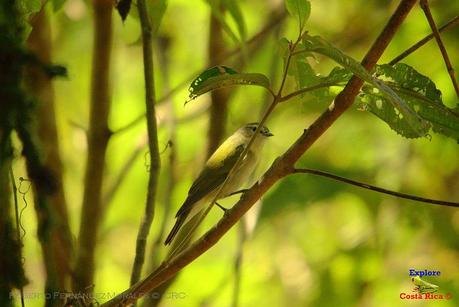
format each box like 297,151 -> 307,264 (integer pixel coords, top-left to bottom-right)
176,144 -> 245,217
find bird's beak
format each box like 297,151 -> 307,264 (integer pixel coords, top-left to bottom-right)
266,132 -> 274,137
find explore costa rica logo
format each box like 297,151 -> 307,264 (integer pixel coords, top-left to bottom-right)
399,269 -> 452,300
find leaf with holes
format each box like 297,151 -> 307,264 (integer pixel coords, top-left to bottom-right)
301,34 -> 430,137
187,66 -> 271,102
359,63 -> 459,141
311,67 -> 353,104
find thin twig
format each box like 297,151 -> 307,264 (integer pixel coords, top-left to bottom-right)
293,168 -> 459,207
130,0 -> 161,287
142,35 -> 179,307
101,1 -> 417,305
102,142 -> 145,208
419,1 -> 459,97
388,15 -> 459,65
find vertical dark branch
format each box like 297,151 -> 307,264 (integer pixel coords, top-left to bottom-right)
73,0 -> 113,293
0,5 -> 30,287
0,0 -> 59,305
207,9 -> 230,156
130,0 -> 161,287
25,7 -> 73,291
419,0 -> 459,98
0,1 -> 24,304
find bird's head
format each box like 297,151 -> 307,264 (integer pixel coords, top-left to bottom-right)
238,122 -> 274,139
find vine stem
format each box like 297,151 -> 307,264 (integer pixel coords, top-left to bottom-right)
9,168 -> 25,307
101,1 -> 418,305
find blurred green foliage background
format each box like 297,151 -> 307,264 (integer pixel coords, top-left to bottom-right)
16,0 -> 459,306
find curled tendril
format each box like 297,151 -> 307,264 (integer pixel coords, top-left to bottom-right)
18,177 -> 31,239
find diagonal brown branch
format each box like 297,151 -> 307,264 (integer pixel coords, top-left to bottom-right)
100,1 -> 418,305
419,0 -> 459,97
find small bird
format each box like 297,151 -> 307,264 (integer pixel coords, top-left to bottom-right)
164,123 -> 273,245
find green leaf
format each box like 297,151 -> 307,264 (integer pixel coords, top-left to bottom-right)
187,66 -> 270,102
19,0 -> 41,16
223,0 -> 246,42
308,67 -> 352,104
278,37 -> 290,66
323,67 -> 353,84
285,0 -> 311,31
116,0 -> 132,21
360,63 -> 459,141
52,0 -> 67,12
290,53 -> 315,90
301,34 -> 430,137
207,0 -> 241,45
147,0 -> 167,35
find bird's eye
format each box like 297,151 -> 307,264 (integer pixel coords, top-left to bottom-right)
251,127 -> 256,132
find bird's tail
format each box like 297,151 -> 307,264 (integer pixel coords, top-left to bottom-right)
164,215 -> 186,245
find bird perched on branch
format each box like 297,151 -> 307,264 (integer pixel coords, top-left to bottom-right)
164,123 -> 273,245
